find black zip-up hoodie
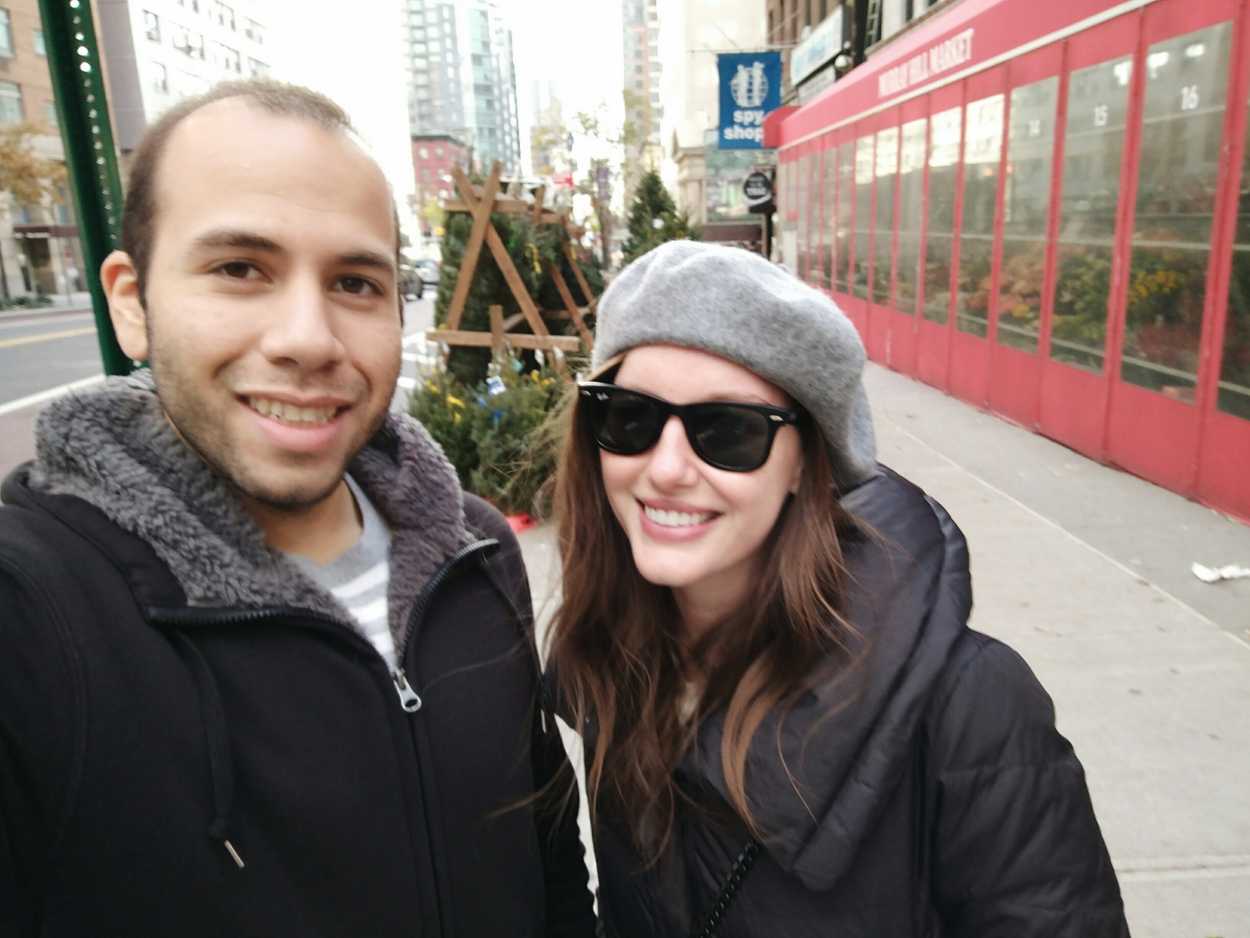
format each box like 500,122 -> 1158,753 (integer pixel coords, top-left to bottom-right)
0,372 -> 595,937
585,470 -> 1130,937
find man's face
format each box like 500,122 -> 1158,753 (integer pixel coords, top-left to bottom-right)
118,99 -> 402,511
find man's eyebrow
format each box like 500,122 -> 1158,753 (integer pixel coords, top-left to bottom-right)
189,230 -> 395,275
337,251 -> 396,275
191,228 -> 284,253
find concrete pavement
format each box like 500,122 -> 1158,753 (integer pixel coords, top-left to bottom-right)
519,361 -> 1250,938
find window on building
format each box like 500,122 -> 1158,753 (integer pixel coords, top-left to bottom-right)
955,94 -> 1003,338
998,76 -> 1058,353
1121,22 -> 1231,400
143,10 -> 161,42
895,118 -> 926,314
177,0 -> 200,12
924,106 -> 962,323
1222,64 -> 1250,420
244,18 -> 263,44
44,100 -> 57,127
851,135 -> 874,300
214,42 -> 241,73
873,126 -> 899,305
0,10 -> 13,57
1049,56 -> 1132,373
0,80 -> 23,124
33,28 -> 45,55
419,147 -> 429,158
152,61 -> 169,93
834,140 -> 854,291
213,2 -> 236,30
248,58 -> 268,77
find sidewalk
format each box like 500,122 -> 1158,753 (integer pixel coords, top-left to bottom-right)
0,291 -> 92,321
519,362 -> 1250,938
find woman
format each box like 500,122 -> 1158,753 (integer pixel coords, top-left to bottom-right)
546,241 -> 1128,937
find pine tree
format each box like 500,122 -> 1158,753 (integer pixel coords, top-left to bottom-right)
621,171 -> 698,263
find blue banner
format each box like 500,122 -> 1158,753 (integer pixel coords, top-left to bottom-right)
717,52 -> 782,150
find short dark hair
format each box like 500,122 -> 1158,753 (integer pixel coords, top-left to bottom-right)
120,79 -> 398,304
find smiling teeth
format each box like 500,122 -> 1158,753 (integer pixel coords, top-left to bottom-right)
248,397 -> 337,425
643,505 -> 715,527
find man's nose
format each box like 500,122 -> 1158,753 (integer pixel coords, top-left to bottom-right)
257,277 -> 346,370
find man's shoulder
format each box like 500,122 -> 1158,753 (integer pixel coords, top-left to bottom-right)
461,492 -> 516,548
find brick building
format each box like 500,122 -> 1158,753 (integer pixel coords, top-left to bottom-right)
411,132 -> 469,235
0,0 -> 86,302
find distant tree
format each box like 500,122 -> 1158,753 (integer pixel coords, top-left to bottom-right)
0,122 -> 67,209
621,170 -> 698,263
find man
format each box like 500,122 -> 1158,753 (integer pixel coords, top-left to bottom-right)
0,80 -> 594,937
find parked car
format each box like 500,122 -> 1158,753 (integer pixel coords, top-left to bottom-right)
414,259 -> 440,285
398,263 -> 425,300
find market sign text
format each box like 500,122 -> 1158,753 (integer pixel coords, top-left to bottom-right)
878,28 -> 974,100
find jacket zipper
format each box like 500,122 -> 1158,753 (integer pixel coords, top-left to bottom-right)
390,538 -> 498,711
147,538 -> 498,713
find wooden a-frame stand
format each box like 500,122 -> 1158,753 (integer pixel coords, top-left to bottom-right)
426,161 -> 597,370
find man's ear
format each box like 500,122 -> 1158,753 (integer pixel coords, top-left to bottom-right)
100,250 -> 149,362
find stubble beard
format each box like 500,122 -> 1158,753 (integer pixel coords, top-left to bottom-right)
147,344 -> 391,517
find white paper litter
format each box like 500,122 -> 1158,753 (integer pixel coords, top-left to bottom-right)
1191,562 -> 1250,584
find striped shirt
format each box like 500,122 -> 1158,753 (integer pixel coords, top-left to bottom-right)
288,475 -> 396,669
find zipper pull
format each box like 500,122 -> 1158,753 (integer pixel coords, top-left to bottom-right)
392,668 -> 423,713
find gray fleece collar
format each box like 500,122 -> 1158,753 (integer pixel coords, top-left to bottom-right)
29,370 -> 470,640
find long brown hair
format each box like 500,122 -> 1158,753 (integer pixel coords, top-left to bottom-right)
545,379 -> 863,862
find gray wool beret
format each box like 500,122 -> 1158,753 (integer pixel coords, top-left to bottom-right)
590,239 -> 877,491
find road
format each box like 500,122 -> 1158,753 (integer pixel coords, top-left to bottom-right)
0,296 -> 437,479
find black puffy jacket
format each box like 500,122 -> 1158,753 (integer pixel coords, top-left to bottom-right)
0,374 -> 595,938
589,469 -> 1128,938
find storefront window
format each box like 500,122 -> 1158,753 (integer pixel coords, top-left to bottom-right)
1220,66 -> 1250,419
823,145 -> 836,289
797,155 -> 809,281
924,106 -> 961,323
852,135 -> 874,300
998,77 -> 1058,353
873,126 -> 898,304
896,118 -> 926,315
777,159 -> 793,269
834,140 -> 854,292
1051,55 -> 1132,372
1121,22 -> 1231,401
956,94 -> 1003,337
807,154 -> 822,285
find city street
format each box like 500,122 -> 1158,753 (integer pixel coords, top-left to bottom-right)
0,296 -> 438,479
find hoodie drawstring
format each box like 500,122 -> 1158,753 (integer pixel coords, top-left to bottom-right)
169,632 -> 245,869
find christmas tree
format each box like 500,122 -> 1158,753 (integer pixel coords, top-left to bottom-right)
432,192 -> 603,386
621,170 -> 699,264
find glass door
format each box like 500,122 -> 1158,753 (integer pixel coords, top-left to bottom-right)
1106,0 -> 1239,493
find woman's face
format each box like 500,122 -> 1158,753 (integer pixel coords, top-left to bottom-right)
598,345 -> 803,627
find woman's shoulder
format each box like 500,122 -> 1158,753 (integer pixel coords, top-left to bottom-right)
926,629 -> 1069,773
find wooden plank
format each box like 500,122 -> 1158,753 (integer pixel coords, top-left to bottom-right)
446,163 -> 502,331
489,304 -> 505,358
483,223 -> 549,337
550,263 -> 594,348
564,242 -> 597,309
443,197 -> 531,215
426,329 -> 582,352
530,186 -> 545,224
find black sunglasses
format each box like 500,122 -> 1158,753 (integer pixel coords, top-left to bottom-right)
578,381 -> 800,472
